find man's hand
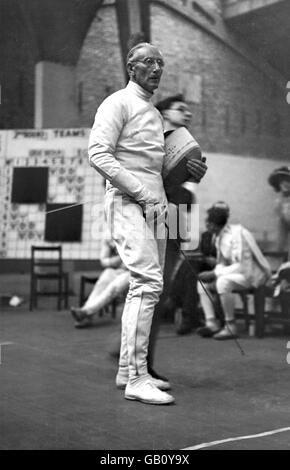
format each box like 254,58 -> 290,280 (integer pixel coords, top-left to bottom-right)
101,256 -> 122,269
142,201 -> 167,224
198,270 -> 216,282
186,157 -> 207,183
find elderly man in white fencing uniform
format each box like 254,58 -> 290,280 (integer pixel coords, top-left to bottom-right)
88,42 -> 207,405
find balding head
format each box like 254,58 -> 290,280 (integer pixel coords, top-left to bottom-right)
126,42 -> 163,67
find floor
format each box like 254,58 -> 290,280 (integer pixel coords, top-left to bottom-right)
1,294 -> 290,450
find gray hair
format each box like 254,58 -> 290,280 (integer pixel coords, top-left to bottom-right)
126,42 -> 160,66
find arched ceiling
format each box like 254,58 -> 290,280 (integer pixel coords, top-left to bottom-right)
1,0 -> 289,77
0,0 -> 104,65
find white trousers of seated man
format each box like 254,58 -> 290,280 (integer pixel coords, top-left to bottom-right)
83,268 -> 130,315
105,193 -> 167,382
198,273 -> 251,325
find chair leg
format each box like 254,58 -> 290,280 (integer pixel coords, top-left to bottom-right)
64,274 -> 69,309
242,294 -> 250,333
111,298 -> 117,319
80,276 -> 85,307
30,276 -> 35,311
254,286 -> 266,338
65,275 -> 69,309
34,278 -> 38,309
34,282 -> 38,309
57,277 -> 61,311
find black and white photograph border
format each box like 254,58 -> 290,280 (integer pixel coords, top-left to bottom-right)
1,0 -> 290,452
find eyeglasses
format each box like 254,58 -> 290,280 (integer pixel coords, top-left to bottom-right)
134,57 -> 165,69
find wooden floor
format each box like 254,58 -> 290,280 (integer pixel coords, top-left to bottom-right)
1,301 -> 290,450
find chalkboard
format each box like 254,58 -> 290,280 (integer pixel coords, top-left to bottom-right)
11,167 -> 48,203
45,203 -> 83,242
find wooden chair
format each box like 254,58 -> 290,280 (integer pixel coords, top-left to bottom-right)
254,251 -> 289,338
30,246 -> 69,311
235,251 -> 288,337
234,286 -> 266,337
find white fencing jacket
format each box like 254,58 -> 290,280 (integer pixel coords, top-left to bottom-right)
214,224 -> 272,288
88,81 -> 167,204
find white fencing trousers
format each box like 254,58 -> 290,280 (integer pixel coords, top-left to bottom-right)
198,273 -> 250,323
105,193 -> 167,380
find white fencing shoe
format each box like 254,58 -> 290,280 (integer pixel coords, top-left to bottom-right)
150,377 -> 171,391
124,379 -> 175,405
213,322 -> 238,340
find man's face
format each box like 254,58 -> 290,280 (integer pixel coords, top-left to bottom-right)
164,101 -> 192,129
128,45 -> 164,93
206,218 -> 221,235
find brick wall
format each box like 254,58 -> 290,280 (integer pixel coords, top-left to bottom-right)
76,1 -> 290,159
35,62 -> 79,128
0,1 -> 35,129
76,5 -> 126,127
150,2 -> 290,159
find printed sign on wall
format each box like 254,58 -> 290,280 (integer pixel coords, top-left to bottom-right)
0,129 -> 104,260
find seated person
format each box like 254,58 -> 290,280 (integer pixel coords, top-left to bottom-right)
268,166 -> 290,258
197,202 -> 271,340
71,237 -> 129,328
266,261 -> 290,318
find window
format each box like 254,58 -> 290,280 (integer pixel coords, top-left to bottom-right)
45,203 -> 83,242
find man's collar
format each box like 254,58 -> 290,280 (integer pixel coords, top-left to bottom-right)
163,119 -> 178,132
126,80 -> 152,101
217,224 -> 231,238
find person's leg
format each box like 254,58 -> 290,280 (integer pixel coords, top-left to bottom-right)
169,259 -> 184,307
147,297 -> 167,380
196,280 -> 221,336
118,270 -> 171,388
71,269 -> 116,327
219,293 -> 236,322
148,255 -> 183,353
213,274 -> 250,340
147,231 -> 170,379
82,268 -> 118,313
116,286 -> 132,384
107,194 -> 173,404
176,264 -> 200,334
84,270 -> 129,315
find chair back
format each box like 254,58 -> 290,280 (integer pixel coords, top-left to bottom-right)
262,251 -> 288,274
31,245 -> 63,276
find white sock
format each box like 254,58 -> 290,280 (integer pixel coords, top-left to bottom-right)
206,317 -> 219,329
